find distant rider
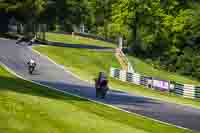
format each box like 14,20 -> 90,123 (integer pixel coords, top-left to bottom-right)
28,36 -> 36,46
27,59 -> 37,74
16,36 -> 25,44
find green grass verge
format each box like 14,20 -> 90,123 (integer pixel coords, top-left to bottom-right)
128,56 -> 200,85
46,32 -> 116,48
0,66 -> 196,133
34,46 -> 200,109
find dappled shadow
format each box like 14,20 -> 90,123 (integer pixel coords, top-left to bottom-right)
34,41 -> 115,51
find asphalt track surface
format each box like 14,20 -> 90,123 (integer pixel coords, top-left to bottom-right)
0,39 -> 200,131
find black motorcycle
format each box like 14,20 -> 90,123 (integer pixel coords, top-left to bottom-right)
16,36 -> 35,46
16,37 -> 25,44
95,73 -> 109,98
27,41 -> 33,46
27,38 -> 35,46
99,80 -> 109,98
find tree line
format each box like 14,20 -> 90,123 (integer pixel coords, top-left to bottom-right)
0,0 -> 200,80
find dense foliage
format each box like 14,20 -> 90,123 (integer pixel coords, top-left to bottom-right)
0,0 -> 200,80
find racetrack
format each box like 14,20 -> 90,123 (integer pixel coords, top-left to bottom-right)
0,39 -> 200,131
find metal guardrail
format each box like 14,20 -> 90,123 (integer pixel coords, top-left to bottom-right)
110,67 -> 200,99
73,32 -> 116,44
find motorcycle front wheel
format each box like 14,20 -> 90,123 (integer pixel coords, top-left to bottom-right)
28,67 -> 34,74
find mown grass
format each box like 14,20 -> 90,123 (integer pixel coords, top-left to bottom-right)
0,66 -> 196,133
46,32 -> 116,48
34,46 -> 200,109
128,56 -> 200,85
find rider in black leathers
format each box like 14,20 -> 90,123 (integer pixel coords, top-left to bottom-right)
95,72 -> 109,98
27,59 -> 36,74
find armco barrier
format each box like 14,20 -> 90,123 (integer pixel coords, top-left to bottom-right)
113,68 -> 120,79
183,84 -> 195,99
120,70 -> 127,82
195,86 -> 200,98
174,83 -> 184,96
132,73 -> 141,85
126,72 -> 133,82
110,67 -> 200,99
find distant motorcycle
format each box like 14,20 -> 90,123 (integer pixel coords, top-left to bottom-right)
27,60 -> 36,74
27,41 -> 33,46
16,37 -> 25,44
16,36 -> 35,46
27,38 -> 35,46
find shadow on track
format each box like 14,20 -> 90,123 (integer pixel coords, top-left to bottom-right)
33,79 -> 160,106
0,75 -> 158,107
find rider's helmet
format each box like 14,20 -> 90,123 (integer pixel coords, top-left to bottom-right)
99,72 -> 107,83
30,59 -> 35,64
29,59 -> 36,66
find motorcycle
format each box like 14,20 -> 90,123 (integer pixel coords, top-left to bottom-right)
95,78 -> 109,98
16,37 -> 24,44
28,65 -> 35,74
16,36 -> 35,46
27,41 -> 33,46
27,38 -> 35,46
27,61 -> 36,74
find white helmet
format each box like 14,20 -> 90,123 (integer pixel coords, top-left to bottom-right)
30,59 -> 35,64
